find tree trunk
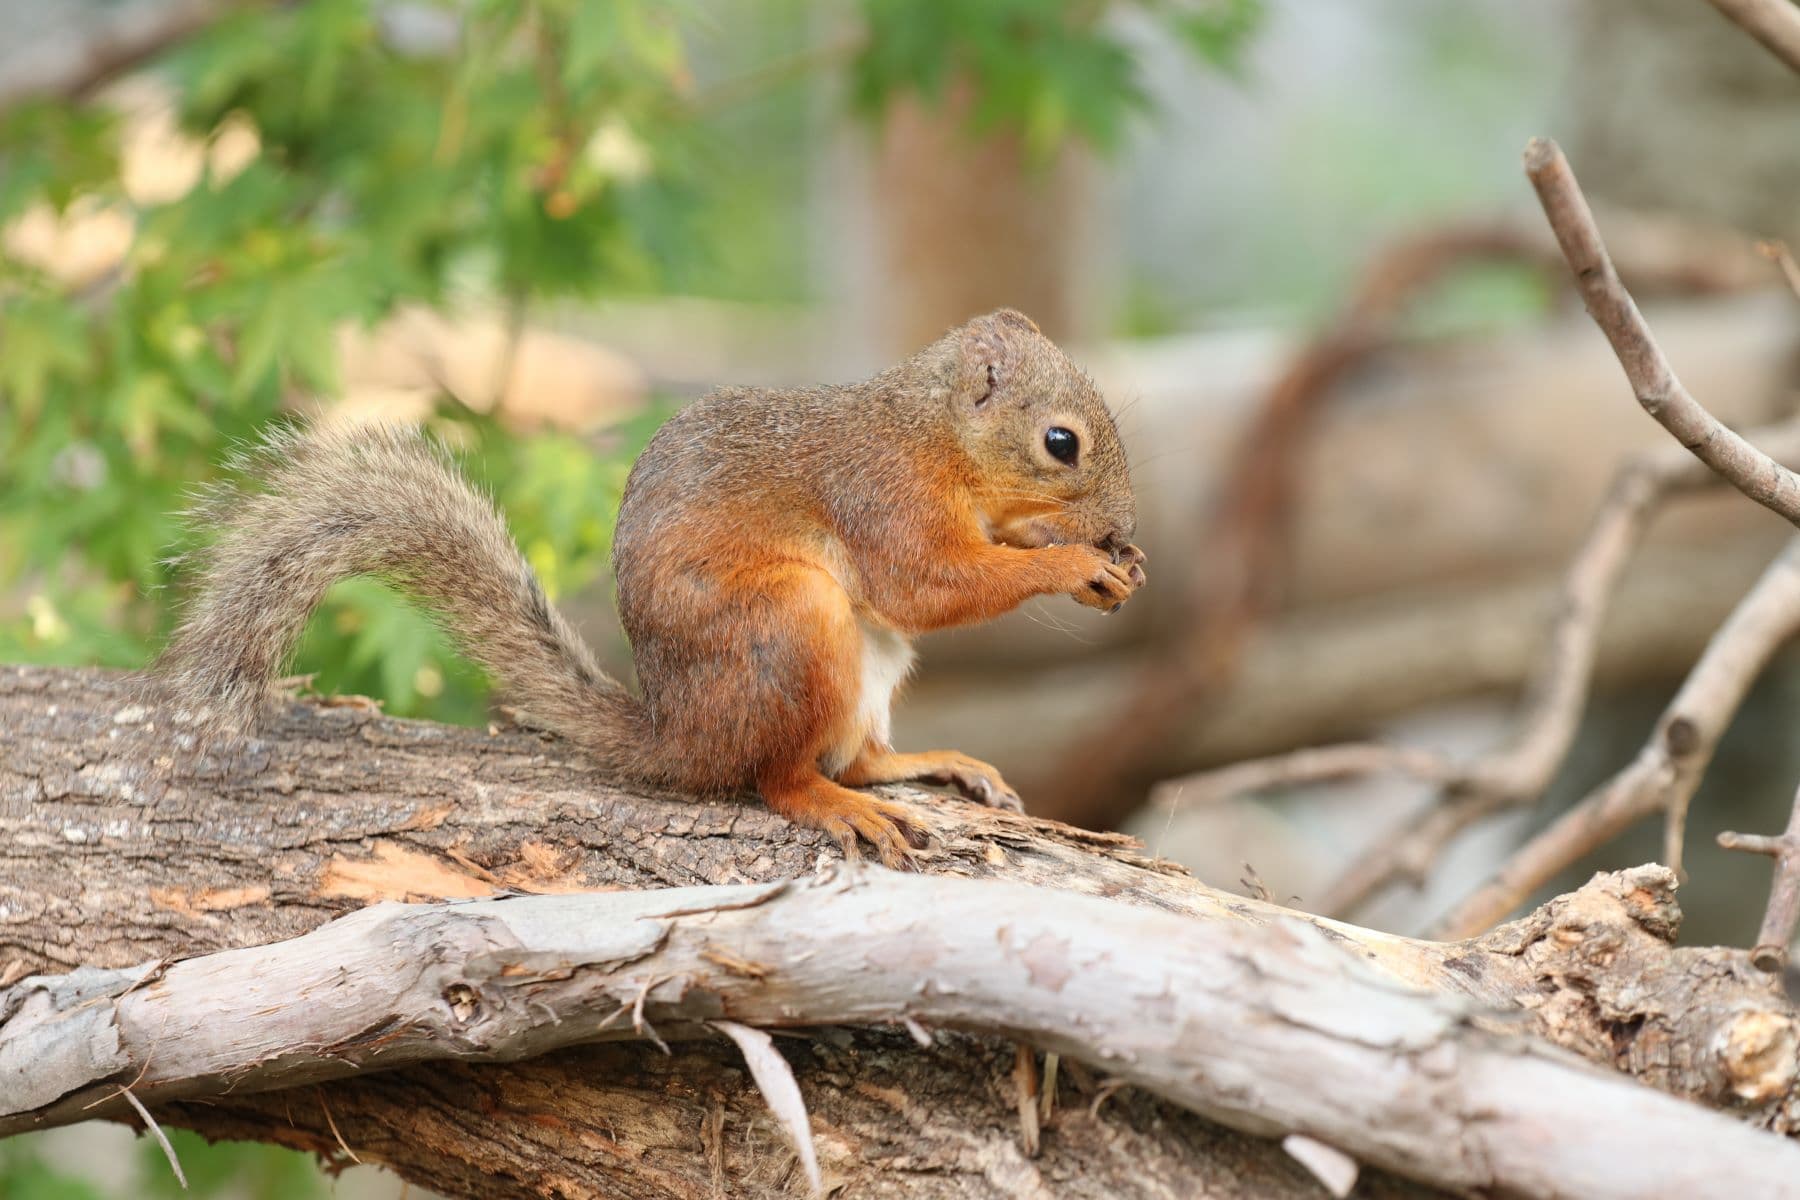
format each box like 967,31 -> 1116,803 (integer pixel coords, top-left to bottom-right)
5,665 -> 1798,1197
851,89 -> 1099,358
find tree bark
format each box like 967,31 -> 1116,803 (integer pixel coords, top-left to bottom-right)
5,665 -> 1799,1197
11,870 -> 1800,1199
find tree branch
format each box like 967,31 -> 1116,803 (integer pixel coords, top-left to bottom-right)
1034,221 -> 1563,826
1718,780 -> 1800,971
1702,0 -> 1800,74
1525,137 -> 1800,525
7,666 -> 1800,1195
8,864 -> 1800,1200
1395,137 -> 1800,939
1158,422 -> 1800,918
1759,240 -> 1800,300
1435,535 -> 1800,938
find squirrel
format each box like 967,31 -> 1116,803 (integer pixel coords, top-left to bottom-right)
154,308 -> 1146,866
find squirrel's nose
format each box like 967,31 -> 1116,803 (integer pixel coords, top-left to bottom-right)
1098,525 -> 1136,554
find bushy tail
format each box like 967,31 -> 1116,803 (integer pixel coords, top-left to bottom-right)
154,421 -> 650,773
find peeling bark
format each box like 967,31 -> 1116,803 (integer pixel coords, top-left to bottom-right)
9,870 -> 1800,1198
4,666 -> 1799,1197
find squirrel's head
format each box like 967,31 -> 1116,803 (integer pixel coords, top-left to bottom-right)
944,310 -> 1137,554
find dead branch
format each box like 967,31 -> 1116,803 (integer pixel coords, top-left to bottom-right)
1158,422 -> 1800,918
1027,209 -> 1792,830
1525,137 -> 1800,525
8,863 -> 1800,1200
1718,781 -> 1800,971
1436,535 -> 1800,938
1403,138 -> 1800,939
1703,0 -> 1800,74
1156,742 -> 1460,808
1760,241 -> 1800,301
8,666 -> 1800,1197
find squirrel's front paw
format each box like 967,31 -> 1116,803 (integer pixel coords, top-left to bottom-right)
1071,544 -> 1147,613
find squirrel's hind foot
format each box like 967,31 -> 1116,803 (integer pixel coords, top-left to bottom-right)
759,771 -> 928,869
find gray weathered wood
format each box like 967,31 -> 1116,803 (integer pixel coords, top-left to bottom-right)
9,865 -> 1800,1199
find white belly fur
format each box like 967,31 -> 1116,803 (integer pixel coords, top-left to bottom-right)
822,618 -> 916,774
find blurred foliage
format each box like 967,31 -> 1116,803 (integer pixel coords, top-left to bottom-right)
0,1129 -> 326,1200
852,0 -> 1263,159
0,0 -> 696,702
0,0 -> 1259,711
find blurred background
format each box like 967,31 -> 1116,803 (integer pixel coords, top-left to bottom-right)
3,0 -> 1798,1195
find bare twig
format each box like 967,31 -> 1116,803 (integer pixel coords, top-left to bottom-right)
1283,1135 -> 1358,1200
1155,743 -> 1458,808
689,32 -> 866,114
1035,203 -> 1781,829
318,1088 -> 363,1165
118,1087 -> 187,1188
1525,137 -> 1800,526
1037,220 -> 1561,826
1436,537 -> 1800,938
1405,138 -> 1800,938
1702,0 -> 1800,74
1718,781 -> 1800,972
1759,241 -> 1800,301
1162,422 -> 1800,918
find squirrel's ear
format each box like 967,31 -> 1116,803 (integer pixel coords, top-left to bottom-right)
957,309 -> 1041,409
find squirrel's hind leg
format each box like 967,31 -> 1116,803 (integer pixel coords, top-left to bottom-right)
839,746 -> 1023,813
658,559 -> 926,866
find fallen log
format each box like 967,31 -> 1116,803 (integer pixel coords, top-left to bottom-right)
3,665 -> 1798,1198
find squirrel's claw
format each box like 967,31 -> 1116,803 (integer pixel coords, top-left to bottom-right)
786,788 -> 926,870
1076,547 -> 1146,613
910,752 -> 1023,813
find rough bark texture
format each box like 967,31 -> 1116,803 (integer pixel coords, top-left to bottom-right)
153,1038 -> 1438,1200
6,665 -> 1800,1197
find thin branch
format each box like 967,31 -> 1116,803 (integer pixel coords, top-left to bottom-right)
118,1086 -> 188,1189
1525,137 -> 1800,526
1160,422 -> 1800,918
1718,780 -> 1800,972
1758,240 -> 1800,301
318,1088 -> 363,1166
1154,742 -> 1458,808
1702,0 -> 1800,74
688,32 -> 866,114
1036,206 -> 1777,828
1037,220 -> 1561,826
1436,536 -> 1800,938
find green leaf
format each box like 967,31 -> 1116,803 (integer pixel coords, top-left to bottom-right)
0,295 -> 93,422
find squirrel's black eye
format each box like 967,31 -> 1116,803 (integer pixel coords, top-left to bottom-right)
1044,426 -> 1079,464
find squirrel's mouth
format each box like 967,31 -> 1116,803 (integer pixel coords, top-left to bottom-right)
992,513 -> 1118,552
